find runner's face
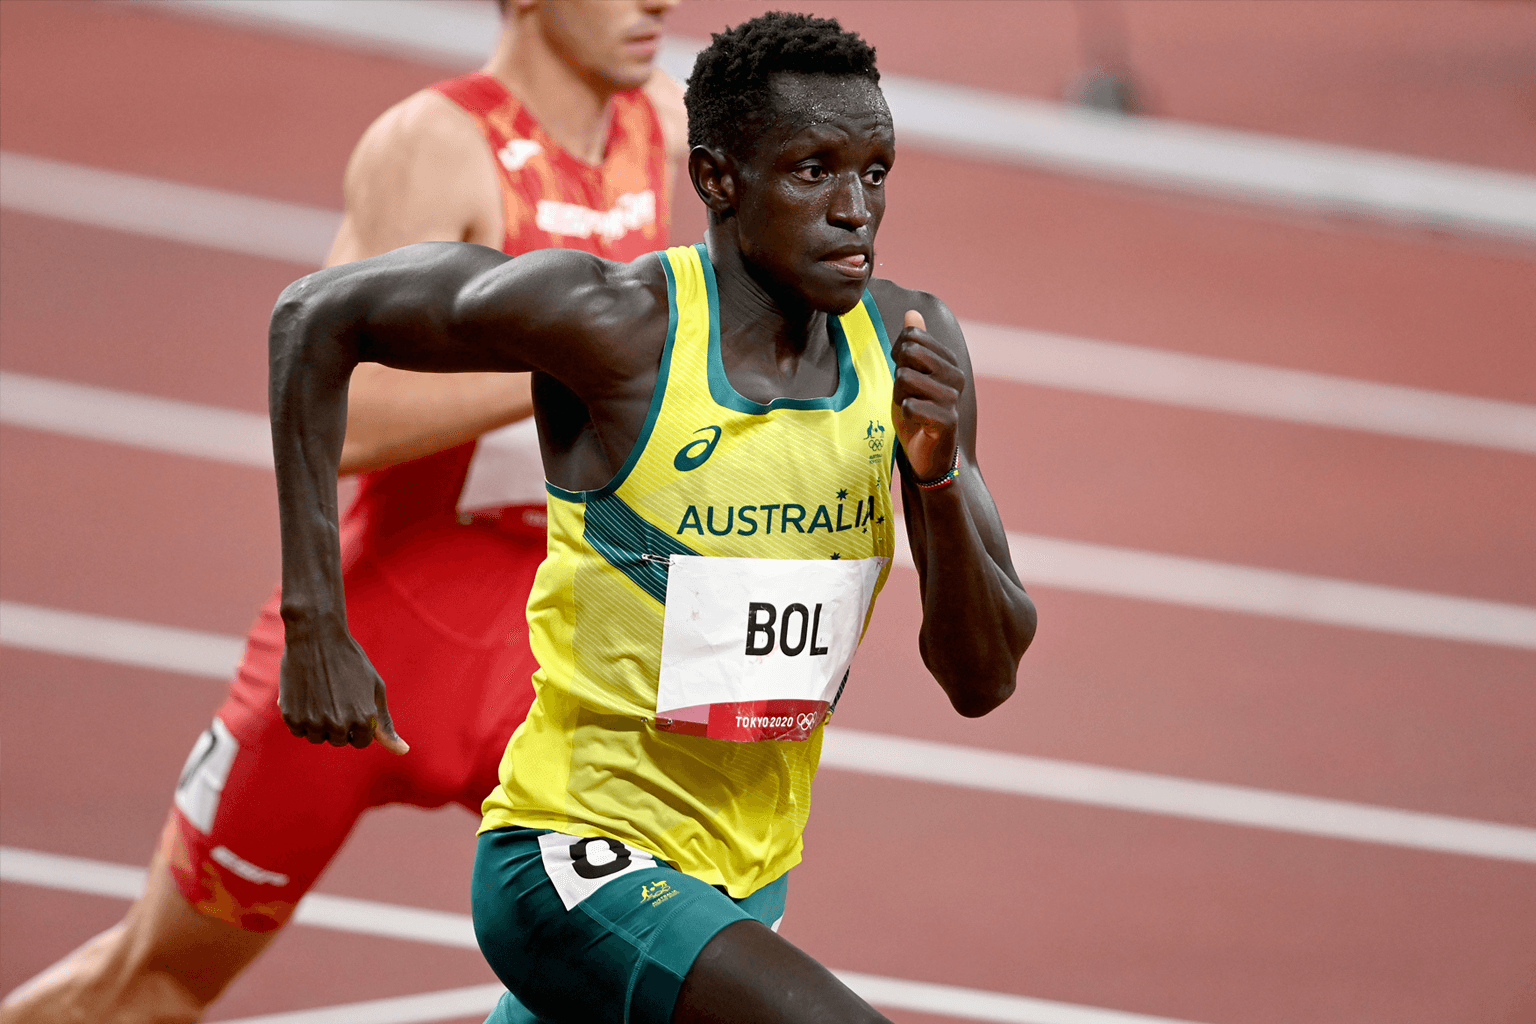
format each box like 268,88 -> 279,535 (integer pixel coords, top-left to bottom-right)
733,74 -> 894,315
537,0 -> 678,91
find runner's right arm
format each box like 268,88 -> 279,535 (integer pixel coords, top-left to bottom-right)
327,88 -> 534,475
268,244 -> 644,750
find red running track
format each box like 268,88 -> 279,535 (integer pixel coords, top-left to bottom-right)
3,3 -> 1535,1023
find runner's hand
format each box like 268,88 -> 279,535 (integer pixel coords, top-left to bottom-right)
891,310 -> 963,481
278,616 -> 408,754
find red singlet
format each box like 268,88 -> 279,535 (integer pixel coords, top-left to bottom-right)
164,75 -> 671,931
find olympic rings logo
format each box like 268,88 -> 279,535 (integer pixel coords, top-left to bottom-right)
796,712 -> 819,732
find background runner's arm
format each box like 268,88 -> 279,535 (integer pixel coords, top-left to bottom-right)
328,88 -> 533,475
268,244 -> 606,750
883,292 -> 1037,717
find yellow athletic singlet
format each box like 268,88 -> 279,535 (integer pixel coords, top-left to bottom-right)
480,243 -> 898,896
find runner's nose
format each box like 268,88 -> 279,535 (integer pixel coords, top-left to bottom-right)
828,171 -> 871,231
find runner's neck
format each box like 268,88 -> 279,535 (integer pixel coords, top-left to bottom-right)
483,21 -> 618,167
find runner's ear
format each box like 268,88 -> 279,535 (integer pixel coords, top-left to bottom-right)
688,146 -> 737,218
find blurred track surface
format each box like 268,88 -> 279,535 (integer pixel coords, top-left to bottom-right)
3,3 -> 1534,1023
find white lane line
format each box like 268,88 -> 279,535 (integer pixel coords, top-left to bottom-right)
0,848 -> 1213,1024
208,977 -> 1213,1024
834,973 -> 1208,1024
0,846 -> 147,900
6,159 -> 1534,453
150,0 -> 1536,241
0,371 -> 273,468
820,731 -> 1536,864
3,604 -> 1532,861
213,985 -> 505,1024
878,75 -> 1536,244
0,847 -> 477,947
296,891 -> 478,949
0,602 -> 247,679
961,323 -> 1536,455
153,0 -> 495,71
0,152 -> 338,266
894,524 -> 1536,652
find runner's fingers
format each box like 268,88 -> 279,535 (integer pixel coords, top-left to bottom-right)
892,329 -> 941,362
277,700 -> 314,740
373,721 -> 409,756
892,340 -> 964,390
286,713 -> 373,749
898,407 -> 952,434
373,682 -> 410,755
897,396 -> 958,429
891,329 -> 939,364
893,367 -> 960,413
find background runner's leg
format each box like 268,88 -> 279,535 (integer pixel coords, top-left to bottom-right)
672,920 -> 890,1024
0,848 -> 275,1024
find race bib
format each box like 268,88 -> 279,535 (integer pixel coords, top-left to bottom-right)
538,832 -> 658,911
656,555 -> 885,742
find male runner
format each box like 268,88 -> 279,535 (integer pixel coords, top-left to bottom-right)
268,14 -> 1037,1022
0,2 -> 684,1021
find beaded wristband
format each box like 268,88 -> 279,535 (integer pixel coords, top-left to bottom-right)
913,447 -> 961,490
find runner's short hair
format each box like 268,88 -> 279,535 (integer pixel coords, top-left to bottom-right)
685,12 -> 881,159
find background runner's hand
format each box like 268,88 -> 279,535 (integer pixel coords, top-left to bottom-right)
891,310 -> 964,481
278,617 -> 408,754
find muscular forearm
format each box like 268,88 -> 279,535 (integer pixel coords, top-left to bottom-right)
269,277 -> 362,624
903,467 -> 1036,717
339,365 -> 533,475
269,287 -> 407,751
266,250 -> 487,750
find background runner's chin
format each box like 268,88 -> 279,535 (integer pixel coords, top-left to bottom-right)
2,3 -> 1532,1024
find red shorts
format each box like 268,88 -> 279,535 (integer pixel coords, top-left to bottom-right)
162,508 -> 545,932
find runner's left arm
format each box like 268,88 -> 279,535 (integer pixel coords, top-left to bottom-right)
873,283 -> 1036,716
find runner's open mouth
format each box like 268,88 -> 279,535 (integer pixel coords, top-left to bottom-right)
822,253 -> 868,276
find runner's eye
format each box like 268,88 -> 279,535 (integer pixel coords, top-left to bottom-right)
794,164 -> 828,182
863,167 -> 887,186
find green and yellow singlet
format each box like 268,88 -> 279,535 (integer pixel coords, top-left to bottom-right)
480,243 -> 898,896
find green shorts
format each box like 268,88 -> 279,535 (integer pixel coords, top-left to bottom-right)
472,827 -> 789,1024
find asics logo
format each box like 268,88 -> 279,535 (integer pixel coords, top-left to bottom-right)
674,426 -> 722,471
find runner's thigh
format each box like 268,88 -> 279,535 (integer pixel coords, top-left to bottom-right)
472,827 -> 788,1024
